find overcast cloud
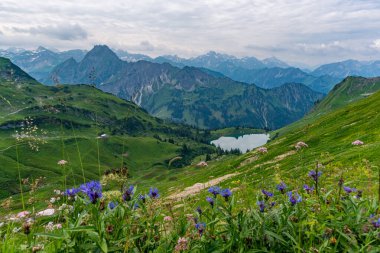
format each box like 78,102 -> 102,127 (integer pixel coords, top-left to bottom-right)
1,0 -> 380,66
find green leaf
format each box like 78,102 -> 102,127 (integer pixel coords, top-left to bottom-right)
66,225 -> 96,232
34,232 -> 67,239
99,238 -> 108,253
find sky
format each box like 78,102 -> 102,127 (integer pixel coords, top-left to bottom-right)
1,0 -> 380,67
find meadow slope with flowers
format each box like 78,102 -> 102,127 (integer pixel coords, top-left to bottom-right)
0,57 -> 223,203
1,84 -> 380,251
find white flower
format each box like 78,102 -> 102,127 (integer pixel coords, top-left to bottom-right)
50,197 -> 56,203
37,208 -> 55,217
352,140 -> 364,146
54,189 -> 61,195
16,211 -> 30,218
12,227 -> 21,233
295,141 -> 308,150
164,216 -> 173,221
57,160 -> 68,165
257,147 -> 268,153
45,221 -> 54,231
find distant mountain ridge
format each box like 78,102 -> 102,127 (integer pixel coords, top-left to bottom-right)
148,52 -> 339,93
45,45 -> 323,130
312,59 -> 380,79
312,76 -> 380,113
3,45 -> 380,94
0,47 -> 87,82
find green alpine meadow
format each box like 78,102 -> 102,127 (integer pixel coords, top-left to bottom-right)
1,1 -> 380,252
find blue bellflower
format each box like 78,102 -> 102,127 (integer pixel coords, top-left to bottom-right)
206,197 -> 214,207
195,222 -> 206,236
196,206 -> 203,215
276,182 -> 287,194
308,170 -> 322,181
262,190 -> 274,198
287,191 -> 302,206
64,187 -> 79,197
303,184 -> 314,194
343,186 -> 357,194
257,201 -> 265,212
123,185 -> 135,201
108,201 -> 117,210
208,186 -> 221,198
80,181 -> 102,204
372,218 -> 380,228
220,188 -> 232,201
149,187 -> 160,199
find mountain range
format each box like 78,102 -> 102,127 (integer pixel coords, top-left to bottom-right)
1,46 -> 379,94
44,45 -> 324,130
311,59 -> 380,79
0,47 -> 87,81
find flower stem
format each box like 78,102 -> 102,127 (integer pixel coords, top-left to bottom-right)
71,122 -> 85,183
15,142 -> 25,210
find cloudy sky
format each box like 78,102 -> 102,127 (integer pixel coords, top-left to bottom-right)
1,0 -> 380,67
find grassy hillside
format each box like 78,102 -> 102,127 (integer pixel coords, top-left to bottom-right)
313,76 -> 380,114
152,87 -> 380,200
1,78 -> 380,252
0,57 -> 217,203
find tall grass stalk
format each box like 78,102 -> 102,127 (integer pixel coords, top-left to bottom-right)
315,161 -> 319,197
71,122 -> 86,183
60,122 -> 67,191
95,113 -> 101,179
121,139 -> 125,169
15,141 -> 25,210
378,166 -> 380,213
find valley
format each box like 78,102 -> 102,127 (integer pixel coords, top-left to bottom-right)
1,1 -> 380,250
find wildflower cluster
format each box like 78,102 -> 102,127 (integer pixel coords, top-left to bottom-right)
14,117 -> 47,151
1,168 -> 379,252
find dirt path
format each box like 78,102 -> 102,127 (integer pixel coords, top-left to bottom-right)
167,172 -> 240,200
239,150 -> 296,169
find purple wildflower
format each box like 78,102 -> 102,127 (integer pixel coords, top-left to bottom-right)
372,218 -> 380,228
270,201 -> 276,207
122,185 -> 134,201
195,222 -> 206,236
196,206 -> 203,215
80,181 -> 102,204
308,170 -> 322,181
220,188 -> 232,201
262,190 -> 274,198
208,186 -> 221,198
206,197 -> 214,207
148,188 -> 160,199
133,203 -> 139,210
287,191 -> 302,206
276,182 -> 287,194
108,201 -> 117,210
138,194 -> 146,203
64,187 -> 79,198
343,186 -> 357,194
303,184 -> 314,194
257,201 -> 265,212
